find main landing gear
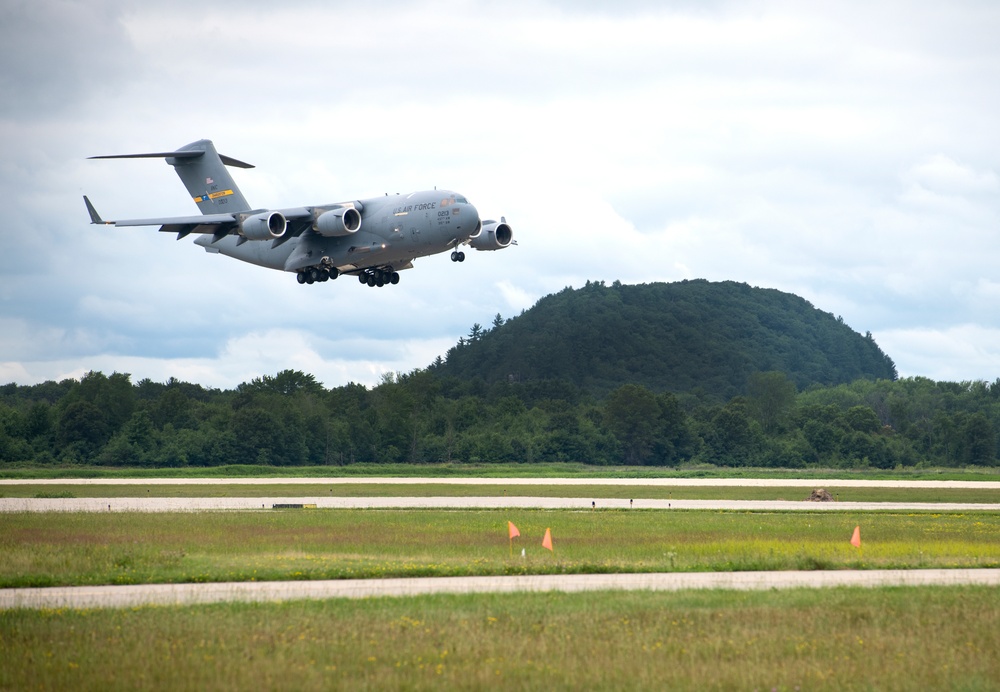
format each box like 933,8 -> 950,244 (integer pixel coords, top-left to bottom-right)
358,268 -> 400,288
296,266 -> 340,285
450,251 -> 466,262
296,265 -> 401,288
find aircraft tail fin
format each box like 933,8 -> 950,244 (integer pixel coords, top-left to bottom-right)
89,139 -> 254,214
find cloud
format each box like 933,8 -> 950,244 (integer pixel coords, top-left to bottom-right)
878,324 -> 1000,382
0,0 -> 136,118
2,325 -> 460,389
2,0 -> 1000,389
906,155 -> 1000,195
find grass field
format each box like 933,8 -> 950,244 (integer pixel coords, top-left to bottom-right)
3,462 -> 1000,481
4,509 -> 998,588
4,468 -> 997,688
2,586 -> 997,690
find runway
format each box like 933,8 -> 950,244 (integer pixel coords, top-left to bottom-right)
3,476 -> 996,512
4,569 -> 998,610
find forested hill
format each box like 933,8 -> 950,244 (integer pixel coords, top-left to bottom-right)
434,280 -> 897,399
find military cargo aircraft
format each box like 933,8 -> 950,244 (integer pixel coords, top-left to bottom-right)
84,139 -> 513,287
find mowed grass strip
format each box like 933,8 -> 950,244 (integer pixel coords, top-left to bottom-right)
3,510 -> 998,588
4,462 -> 1000,481
4,482 -> 999,503
2,586 -> 998,690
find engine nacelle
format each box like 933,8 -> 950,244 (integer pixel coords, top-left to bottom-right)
470,220 -> 513,250
315,207 -> 362,237
240,211 -> 286,240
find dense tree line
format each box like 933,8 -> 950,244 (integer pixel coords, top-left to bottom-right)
1,369 -> 998,468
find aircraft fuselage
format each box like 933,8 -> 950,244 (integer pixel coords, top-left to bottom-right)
195,190 -> 479,274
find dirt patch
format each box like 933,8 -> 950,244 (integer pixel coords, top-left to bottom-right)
805,488 -> 835,502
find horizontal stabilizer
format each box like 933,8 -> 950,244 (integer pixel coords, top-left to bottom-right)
88,150 -> 254,169
220,155 -> 254,169
89,151 -> 202,161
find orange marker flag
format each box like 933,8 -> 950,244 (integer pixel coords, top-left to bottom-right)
542,527 -> 553,551
508,521 -> 521,557
850,526 -> 861,548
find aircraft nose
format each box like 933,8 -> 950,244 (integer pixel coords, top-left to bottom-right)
463,203 -> 481,238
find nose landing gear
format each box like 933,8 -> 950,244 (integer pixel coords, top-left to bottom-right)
450,251 -> 466,262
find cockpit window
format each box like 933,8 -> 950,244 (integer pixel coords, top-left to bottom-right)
455,196 -> 468,204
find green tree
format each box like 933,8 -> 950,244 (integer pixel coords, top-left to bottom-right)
746,371 -> 797,434
24,402 -> 52,440
151,387 -> 194,430
705,399 -> 760,466
240,370 -> 323,396
98,409 -> 157,467
653,392 -> 695,465
603,384 -> 660,464
74,371 -> 135,434
844,406 -> 881,434
960,413 -> 995,466
56,401 -> 110,457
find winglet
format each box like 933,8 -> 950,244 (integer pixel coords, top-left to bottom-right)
83,196 -> 107,225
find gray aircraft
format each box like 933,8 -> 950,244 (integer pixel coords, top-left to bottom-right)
84,139 -> 513,287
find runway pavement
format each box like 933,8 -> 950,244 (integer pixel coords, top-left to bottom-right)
4,569 -> 999,610
3,476 -> 996,512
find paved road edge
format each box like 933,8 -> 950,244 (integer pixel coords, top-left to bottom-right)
4,569 -> 999,610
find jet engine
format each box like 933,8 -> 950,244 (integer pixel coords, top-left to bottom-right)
470,220 -> 513,250
240,211 -> 286,240
315,207 -> 362,237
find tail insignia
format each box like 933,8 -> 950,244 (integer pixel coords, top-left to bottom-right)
193,190 -> 235,204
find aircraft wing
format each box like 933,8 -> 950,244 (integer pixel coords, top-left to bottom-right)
115,215 -> 239,236
84,196 -> 314,245
84,195 -> 237,239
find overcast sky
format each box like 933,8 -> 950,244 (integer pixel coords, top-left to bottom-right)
2,0 -> 999,390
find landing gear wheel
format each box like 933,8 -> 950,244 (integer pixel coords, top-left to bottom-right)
450,251 -> 458,262
457,251 -> 465,262
359,274 -> 368,284
296,272 -> 307,285
328,268 -> 339,280
366,274 -> 376,287
390,272 -> 400,285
